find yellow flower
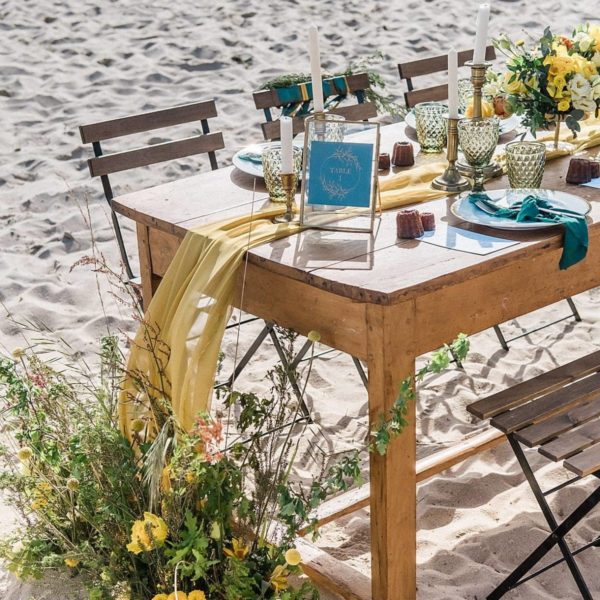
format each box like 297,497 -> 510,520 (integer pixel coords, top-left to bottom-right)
64,557 -> 80,568
224,537 -> 250,560
307,330 -> 321,343
126,512 -> 168,554
130,418 -> 145,433
185,471 -> 196,484
151,595 -> 168,600
209,521 -> 221,540
284,548 -> 302,566
17,447 -> 32,462
590,25 -> 600,50
516,39 -> 525,47
188,592 -> 206,600
167,593 -> 187,600
557,98 -> 571,112
270,564 -> 289,592
502,72 -> 525,95
66,477 -> 79,492
11,347 -> 25,359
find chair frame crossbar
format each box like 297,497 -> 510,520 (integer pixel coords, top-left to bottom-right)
488,434 -> 600,599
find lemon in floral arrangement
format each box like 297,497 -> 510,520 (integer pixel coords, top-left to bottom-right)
464,99 -> 495,118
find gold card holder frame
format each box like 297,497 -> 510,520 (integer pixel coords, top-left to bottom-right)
299,115 -> 380,234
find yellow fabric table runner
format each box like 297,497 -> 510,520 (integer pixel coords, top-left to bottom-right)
119,119 -> 600,437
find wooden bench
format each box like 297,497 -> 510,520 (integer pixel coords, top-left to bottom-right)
467,350 -> 600,599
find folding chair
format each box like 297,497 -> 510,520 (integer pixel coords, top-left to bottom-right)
78,101 -> 311,417
468,350 -> 600,599
398,47 -> 581,350
253,72 -> 377,141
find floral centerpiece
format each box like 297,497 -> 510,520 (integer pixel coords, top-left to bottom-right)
494,24 -> 600,144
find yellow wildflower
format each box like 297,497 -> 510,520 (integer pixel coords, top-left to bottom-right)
209,521 -> 221,540
66,477 -> 79,492
11,347 -> 25,359
196,498 -> 207,511
270,564 -> 289,592
64,557 -> 80,568
285,548 -> 302,566
167,593 -> 187,600
224,537 -> 250,560
185,471 -> 196,484
130,418 -> 145,433
188,592 -> 206,600
151,595 -> 168,600
126,512 -> 168,554
17,447 -> 32,462
307,330 -> 321,343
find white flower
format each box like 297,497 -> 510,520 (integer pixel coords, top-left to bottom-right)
11,541 -> 24,555
570,73 -> 592,99
484,81 -> 502,98
592,52 -> 600,69
592,77 -> 600,101
572,95 -> 597,113
574,31 -> 594,53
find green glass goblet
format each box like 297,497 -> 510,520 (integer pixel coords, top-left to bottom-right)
505,141 -> 546,189
458,117 -> 500,192
414,102 -> 447,153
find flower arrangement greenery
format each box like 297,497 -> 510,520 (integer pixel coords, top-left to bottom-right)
0,262 -> 469,599
494,24 -> 600,140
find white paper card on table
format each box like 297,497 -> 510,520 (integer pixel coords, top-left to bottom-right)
419,222 -> 519,255
582,178 -> 600,189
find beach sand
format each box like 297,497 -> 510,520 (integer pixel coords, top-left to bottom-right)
1,0 -> 600,597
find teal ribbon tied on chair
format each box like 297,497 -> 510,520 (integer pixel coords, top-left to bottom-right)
470,193 -> 589,270
277,75 -> 350,117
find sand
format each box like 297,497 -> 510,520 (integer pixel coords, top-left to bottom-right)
1,0 -> 600,597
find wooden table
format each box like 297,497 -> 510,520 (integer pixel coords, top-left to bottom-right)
113,123 -> 600,600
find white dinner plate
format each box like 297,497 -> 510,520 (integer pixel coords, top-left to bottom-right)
232,141 -> 303,179
451,189 -> 591,231
404,109 -> 519,135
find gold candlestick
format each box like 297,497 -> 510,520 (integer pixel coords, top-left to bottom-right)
432,117 -> 470,193
273,172 -> 299,223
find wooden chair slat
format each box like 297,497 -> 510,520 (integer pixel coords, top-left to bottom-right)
253,73 -> 371,110
261,102 -> 377,141
87,133 -> 225,177
515,399 -> 600,448
490,372 -> 600,434
564,440 -> 600,477
398,46 -> 496,80
404,84 -> 448,109
79,100 -> 218,143
467,350 -> 600,420
539,416 -> 600,462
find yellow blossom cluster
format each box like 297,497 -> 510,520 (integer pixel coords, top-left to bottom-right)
126,512 -> 168,554
151,592 -> 206,600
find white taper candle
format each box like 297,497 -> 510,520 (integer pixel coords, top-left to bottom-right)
308,25 -> 324,113
473,4 -> 490,64
447,48 -> 459,119
280,116 -> 293,174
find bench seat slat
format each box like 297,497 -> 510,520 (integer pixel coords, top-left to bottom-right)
490,372 -> 600,434
539,416 -> 600,461
515,400 -> 600,447
564,441 -> 600,477
467,351 -> 600,420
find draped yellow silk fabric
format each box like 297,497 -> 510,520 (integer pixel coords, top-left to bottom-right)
119,119 -> 600,437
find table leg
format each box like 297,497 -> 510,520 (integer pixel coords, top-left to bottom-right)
136,223 -> 162,310
367,303 -> 416,600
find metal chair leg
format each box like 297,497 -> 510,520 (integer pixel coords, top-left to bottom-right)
352,357 -> 368,388
567,296 -> 582,322
493,324 -> 510,351
508,436 -> 591,595
488,481 -> 600,600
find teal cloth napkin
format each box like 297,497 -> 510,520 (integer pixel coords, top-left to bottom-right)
236,150 -> 263,165
469,193 -> 589,270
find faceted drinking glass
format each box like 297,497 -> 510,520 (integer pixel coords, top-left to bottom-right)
262,145 -> 303,202
505,141 -> 546,189
414,102 -> 447,153
458,117 -> 500,192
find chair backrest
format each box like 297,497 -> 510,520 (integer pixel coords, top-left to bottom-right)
253,72 -> 378,141
398,46 -> 497,108
79,100 -> 224,281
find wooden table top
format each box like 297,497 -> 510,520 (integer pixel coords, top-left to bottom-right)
112,122 -> 600,305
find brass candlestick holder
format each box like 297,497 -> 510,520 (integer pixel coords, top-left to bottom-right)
431,117 -> 470,193
273,172 -> 299,223
458,60 -> 503,179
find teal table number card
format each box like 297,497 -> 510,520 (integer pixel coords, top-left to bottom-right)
307,141 -> 374,208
